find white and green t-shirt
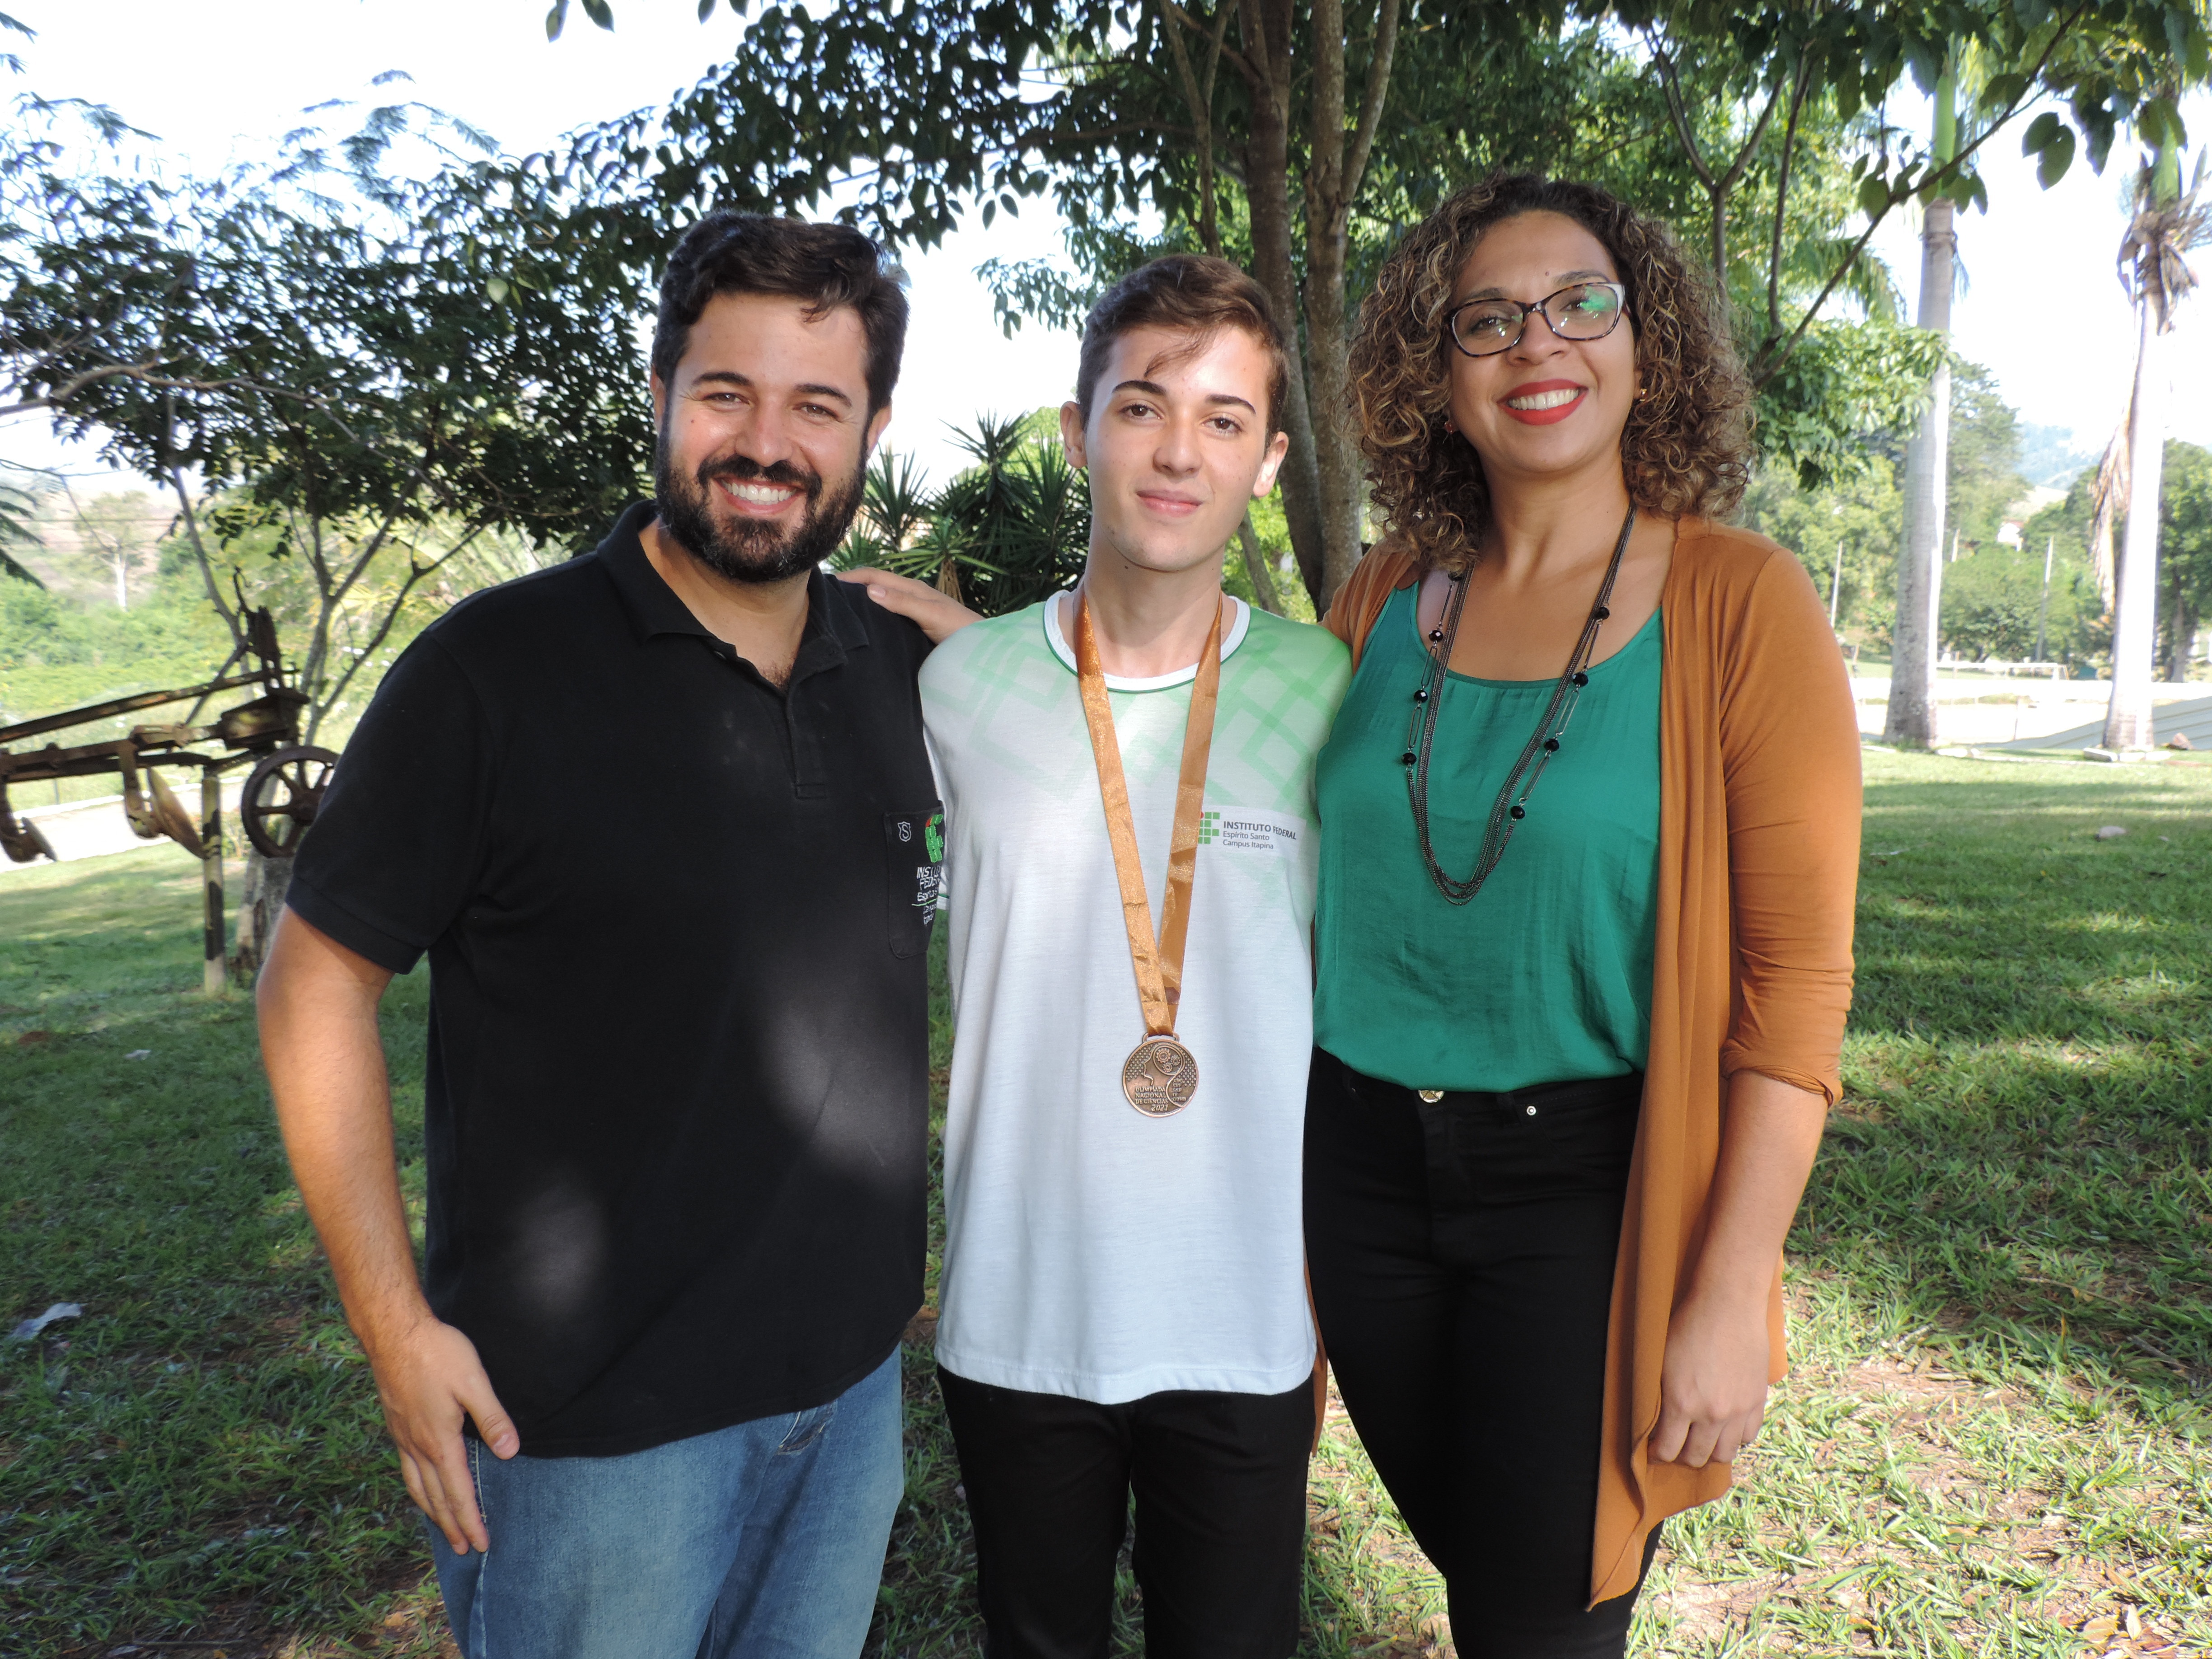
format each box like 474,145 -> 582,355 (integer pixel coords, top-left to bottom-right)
921,591 -> 1351,1402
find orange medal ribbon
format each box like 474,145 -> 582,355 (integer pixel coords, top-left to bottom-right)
1073,591 -> 1223,1116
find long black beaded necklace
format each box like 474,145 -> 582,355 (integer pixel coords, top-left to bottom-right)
1401,505 -> 1636,905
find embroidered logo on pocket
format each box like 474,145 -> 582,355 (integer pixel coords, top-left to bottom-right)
886,808 -> 945,958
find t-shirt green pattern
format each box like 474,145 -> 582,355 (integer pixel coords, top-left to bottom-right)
922,594 -> 1351,1402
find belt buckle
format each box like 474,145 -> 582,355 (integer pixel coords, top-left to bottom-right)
1416,1088 -> 1445,1102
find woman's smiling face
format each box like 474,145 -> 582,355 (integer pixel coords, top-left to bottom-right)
1444,210 -> 1639,498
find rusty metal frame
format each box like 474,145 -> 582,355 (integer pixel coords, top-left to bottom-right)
0,607 -> 332,991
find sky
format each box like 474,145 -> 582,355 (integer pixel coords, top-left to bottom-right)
2,1 -> 2207,496
1865,88 -> 2212,460
0,0 -> 1082,492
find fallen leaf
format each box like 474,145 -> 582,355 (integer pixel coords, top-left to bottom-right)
2081,1612 -> 2120,1644
17,1029 -> 48,1046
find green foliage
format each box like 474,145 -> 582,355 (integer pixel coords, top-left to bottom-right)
1737,459 -> 1902,642
835,414 -> 1090,618
0,544 -> 231,725
1943,365 -> 2029,555
0,473 -> 41,586
1753,318 -> 1952,492
2157,440 -> 2212,676
1939,542 -> 2103,663
2,85 -> 655,736
1936,473 -> 2109,667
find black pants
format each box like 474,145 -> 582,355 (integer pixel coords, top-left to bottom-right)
1304,1049 -> 1656,1659
936,1366 -> 1312,1659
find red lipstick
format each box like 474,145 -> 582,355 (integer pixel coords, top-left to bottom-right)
1498,379 -> 1587,426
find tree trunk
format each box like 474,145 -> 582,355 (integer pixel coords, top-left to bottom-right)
1884,197 -> 1956,748
2105,300 -> 2165,751
1296,0 -> 1373,614
1237,515 -> 1285,614
1301,217 -> 1364,610
230,849 -> 293,983
1236,21 -> 1327,611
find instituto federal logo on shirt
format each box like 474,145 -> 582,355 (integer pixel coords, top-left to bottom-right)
1197,806 -> 1303,855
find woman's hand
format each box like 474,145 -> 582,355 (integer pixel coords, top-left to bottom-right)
1650,1288 -> 1771,1467
837,567 -> 981,643
1646,1068 -> 1828,1469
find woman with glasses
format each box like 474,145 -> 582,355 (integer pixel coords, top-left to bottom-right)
1305,173 -> 1862,1657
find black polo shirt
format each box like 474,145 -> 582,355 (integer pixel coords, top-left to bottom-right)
287,502 -> 939,1457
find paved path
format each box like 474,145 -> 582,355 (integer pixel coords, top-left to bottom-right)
2,782 -> 246,874
1991,694 -> 2212,753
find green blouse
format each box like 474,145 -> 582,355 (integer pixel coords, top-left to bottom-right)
1312,583 -> 1663,1093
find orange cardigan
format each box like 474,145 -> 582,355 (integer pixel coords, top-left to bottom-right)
1324,517 -> 1862,1603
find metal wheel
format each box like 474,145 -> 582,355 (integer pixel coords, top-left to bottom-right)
242,745 -> 337,858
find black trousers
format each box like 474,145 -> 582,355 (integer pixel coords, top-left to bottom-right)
936,1366 -> 1313,1659
1304,1049 -> 1657,1659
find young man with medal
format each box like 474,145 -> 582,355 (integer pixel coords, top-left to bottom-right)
899,255 -> 1351,1657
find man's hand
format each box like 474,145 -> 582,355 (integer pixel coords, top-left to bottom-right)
259,909 -> 520,1551
837,566 -> 981,643
369,1314 -> 520,1555
1649,1288 -> 1770,1467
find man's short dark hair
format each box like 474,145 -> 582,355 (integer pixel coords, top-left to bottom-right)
1073,254 -> 1290,434
652,213 -> 909,416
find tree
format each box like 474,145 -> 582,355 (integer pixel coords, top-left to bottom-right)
0,473 -> 40,586
2105,148 -> 2208,749
69,488 -> 156,610
1737,459 -> 1902,641
543,0 -> 2203,613
2,95 -> 652,738
2156,440 -> 2212,681
1884,59 -> 1961,747
834,414 -> 1090,617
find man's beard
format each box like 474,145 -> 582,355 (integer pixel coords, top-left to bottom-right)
654,437 -> 866,585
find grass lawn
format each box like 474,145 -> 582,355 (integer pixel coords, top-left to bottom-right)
3,748 -> 2208,1657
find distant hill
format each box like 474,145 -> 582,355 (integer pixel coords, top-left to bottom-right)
2019,424 -> 2099,490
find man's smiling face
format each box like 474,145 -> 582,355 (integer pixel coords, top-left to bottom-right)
650,290 -> 890,584
1062,323 -> 1289,580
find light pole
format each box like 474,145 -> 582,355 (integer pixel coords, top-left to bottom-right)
2035,535 -> 2054,663
1829,539 -> 1845,628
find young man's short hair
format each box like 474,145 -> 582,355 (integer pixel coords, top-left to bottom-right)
652,213 -> 910,417
1073,254 -> 1291,436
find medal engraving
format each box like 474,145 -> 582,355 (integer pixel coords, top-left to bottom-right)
1122,1035 -> 1199,1117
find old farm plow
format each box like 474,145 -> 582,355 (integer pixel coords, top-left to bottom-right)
0,607 -> 335,990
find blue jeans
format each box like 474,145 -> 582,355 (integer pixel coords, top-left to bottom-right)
428,1349 -> 904,1659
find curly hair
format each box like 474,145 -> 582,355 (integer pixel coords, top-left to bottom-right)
1349,173 -> 1753,572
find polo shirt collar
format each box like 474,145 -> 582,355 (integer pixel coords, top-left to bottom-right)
596,500 -> 873,663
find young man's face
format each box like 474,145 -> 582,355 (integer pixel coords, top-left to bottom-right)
1061,324 -> 1290,579
650,290 -> 892,584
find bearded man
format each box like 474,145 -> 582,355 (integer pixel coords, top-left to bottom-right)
257,215 -> 950,1659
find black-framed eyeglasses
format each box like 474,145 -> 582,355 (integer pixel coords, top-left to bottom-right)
1444,281 -> 1629,358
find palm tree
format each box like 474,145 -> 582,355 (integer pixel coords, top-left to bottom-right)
1885,60 -> 1962,748
2104,150 -> 2209,752
0,478 -> 44,587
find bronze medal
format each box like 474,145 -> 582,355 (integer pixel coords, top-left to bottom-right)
1122,1034 -> 1200,1117
1073,592 -> 1223,1118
